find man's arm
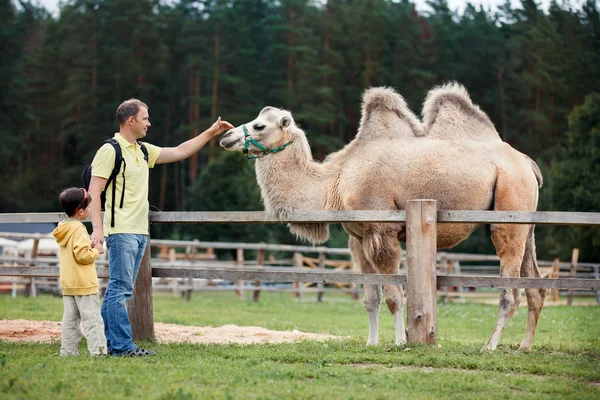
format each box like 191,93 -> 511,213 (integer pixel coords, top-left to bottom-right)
89,176 -> 107,247
156,117 -> 234,165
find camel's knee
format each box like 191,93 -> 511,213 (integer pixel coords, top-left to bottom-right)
364,285 -> 382,312
500,289 -> 519,313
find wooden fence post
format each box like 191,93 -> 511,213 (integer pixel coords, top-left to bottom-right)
253,249 -> 265,302
453,261 -> 464,301
439,257 -> 449,304
317,251 -> 325,302
567,248 -> 579,306
293,252 -> 303,299
24,238 -> 39,297
235,248 -> 245,299
182,240 -> 197,301
551,257 -> 560,302
127,235 -> 155,341
406,199 -> 437,344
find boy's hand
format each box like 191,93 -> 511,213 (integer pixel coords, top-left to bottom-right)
210,117 -> 234,137
94,243 -> 105,254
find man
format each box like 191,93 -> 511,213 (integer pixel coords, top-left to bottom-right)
89,99 -> 233,357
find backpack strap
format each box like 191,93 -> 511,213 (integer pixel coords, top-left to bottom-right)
103,139 -> 123,228
137,140 -> 149,163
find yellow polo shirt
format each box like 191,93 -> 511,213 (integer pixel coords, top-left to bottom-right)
91,133 -> 161,235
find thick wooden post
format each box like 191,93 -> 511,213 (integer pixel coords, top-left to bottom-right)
567,248 -> 579,306
128,235 -> 155,341
406,199 -> 437,344
317,251 -> 325,302
252,249 -> 265,302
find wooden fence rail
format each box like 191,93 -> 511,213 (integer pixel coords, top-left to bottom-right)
0,266 -> 597,290
2,210 -> 600,225
1,207 -> 600,345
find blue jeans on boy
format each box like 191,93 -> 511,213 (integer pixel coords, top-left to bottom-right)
101,233 -> 148,355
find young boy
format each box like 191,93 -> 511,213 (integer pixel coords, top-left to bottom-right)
53,187 -> 107,356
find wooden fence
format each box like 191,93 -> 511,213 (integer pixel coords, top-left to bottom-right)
2,234 -> 597,302
0,203 -> 599,344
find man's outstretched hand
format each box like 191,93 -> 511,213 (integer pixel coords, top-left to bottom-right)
210,117 -> 234,137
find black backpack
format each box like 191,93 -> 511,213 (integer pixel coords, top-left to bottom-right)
81,138 -> 148,228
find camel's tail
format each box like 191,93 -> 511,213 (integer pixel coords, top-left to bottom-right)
526,156 -> 543,188
422,82 -> 501,142
358,87 -> 424,138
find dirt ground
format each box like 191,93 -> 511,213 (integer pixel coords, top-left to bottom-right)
0,319 -> 340,345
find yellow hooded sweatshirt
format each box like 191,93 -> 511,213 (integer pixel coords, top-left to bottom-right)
52,220 -> 100,296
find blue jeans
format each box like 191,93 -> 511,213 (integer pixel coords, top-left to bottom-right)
101,233 -> 148,355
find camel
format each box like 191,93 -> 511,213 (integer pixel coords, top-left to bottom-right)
219,83 -> 546,351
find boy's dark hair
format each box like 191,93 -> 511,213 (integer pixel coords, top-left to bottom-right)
59,187 -> 90,217
116,99 -> 148,126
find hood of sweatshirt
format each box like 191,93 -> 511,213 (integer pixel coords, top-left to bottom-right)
52,220 -> 84,247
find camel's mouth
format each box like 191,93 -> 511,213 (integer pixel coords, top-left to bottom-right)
220,131 -> 242,150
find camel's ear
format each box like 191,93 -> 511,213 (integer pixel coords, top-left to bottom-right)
259,106 -> 274,115
279,116 -> 292,129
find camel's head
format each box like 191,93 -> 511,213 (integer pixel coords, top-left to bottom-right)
220,107 -> 296,157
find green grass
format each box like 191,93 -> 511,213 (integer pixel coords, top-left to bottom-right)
1,292 -> 599,399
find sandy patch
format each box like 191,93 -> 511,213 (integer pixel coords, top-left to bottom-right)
0,319 -> 339,345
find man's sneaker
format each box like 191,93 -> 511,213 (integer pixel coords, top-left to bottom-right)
123,348 -> 156,357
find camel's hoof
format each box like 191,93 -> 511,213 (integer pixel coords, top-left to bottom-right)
518,344 -> 532,352
366,341 -> 379,346
480,344 -> 495,353
395,340 -> 407,346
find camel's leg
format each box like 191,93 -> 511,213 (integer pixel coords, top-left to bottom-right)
483,222 -> 528,351
363,225 -> 406,346
519,227 -> 546,351
349,236 -> 381,346
385,284 -> 406,345
484,167 -> 539,351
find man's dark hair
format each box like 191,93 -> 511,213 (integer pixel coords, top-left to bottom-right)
59,187 -> 90,217
116,99 -> 148,126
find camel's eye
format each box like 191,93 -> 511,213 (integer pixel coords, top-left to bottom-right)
253,124 -> 266,131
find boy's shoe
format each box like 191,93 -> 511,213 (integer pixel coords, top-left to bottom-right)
123,348 -> 156,357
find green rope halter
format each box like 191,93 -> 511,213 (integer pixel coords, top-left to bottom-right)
242,124 -> 294,159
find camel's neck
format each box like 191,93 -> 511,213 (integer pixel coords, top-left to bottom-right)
255,131 -> 338,219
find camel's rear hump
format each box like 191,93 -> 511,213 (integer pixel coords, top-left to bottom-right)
423,82 -> 501,142
358,87 -> 424,139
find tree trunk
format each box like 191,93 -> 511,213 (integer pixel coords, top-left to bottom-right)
365,48 -> 372,87
209,28 -> 221,161
188,68 -> 200,184
92,13 -> 97,109
287,33 -> 294,99
159,90 -> 173,211
498,67 -> 508,142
